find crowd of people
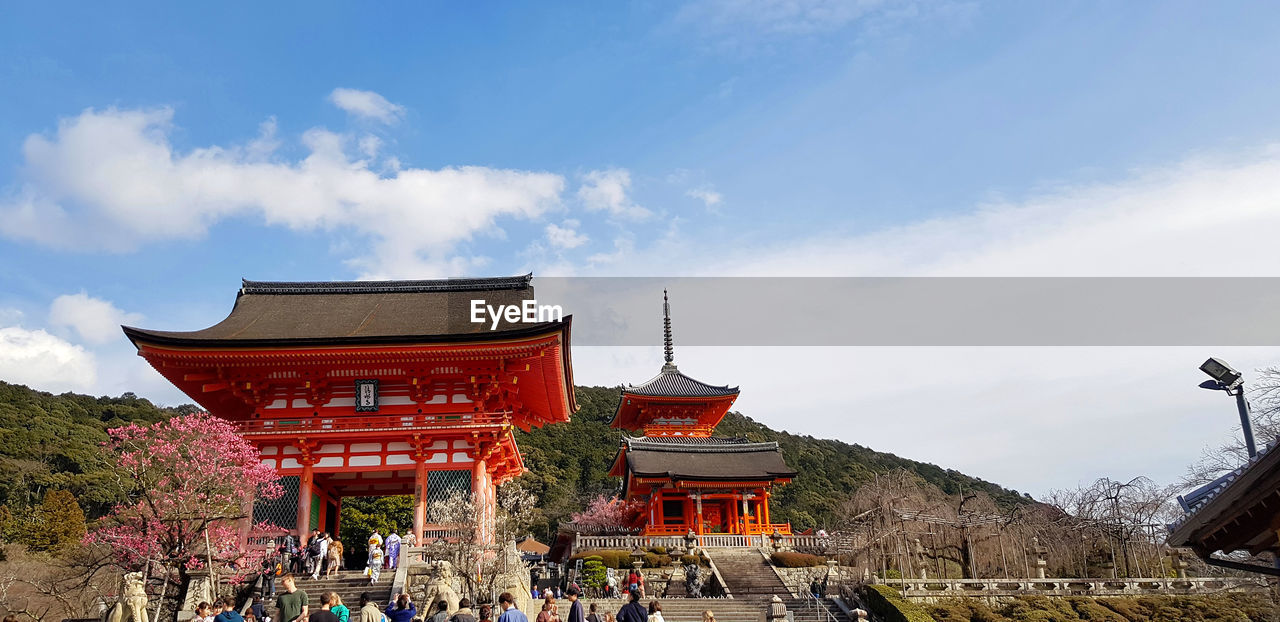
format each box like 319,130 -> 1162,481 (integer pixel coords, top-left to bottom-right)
506,586 -> 715,622
256,528 -> 419,595
231,532 -> 722,622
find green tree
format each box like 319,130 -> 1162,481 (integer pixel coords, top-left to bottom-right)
33,489 -> 86,552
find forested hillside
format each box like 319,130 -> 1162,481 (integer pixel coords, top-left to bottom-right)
0,381 -> 1029,539
0,381 -> 183,518
515,386 -> 1030,537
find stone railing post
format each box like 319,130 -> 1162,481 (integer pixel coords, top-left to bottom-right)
767,596 -> 787,622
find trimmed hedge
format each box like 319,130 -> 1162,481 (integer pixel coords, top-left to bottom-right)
925,593 -> 1275,621
569,548 -> 674,569
859,584 -> 936,622
770,551 -> 827,568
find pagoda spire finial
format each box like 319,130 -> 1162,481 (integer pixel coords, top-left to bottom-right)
663,289 -> 675,367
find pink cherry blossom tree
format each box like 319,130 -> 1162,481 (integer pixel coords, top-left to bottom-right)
569,495 -> 645,533
84,412 -> 283,608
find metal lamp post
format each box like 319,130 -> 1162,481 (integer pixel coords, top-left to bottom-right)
1198,357 -> 1257,458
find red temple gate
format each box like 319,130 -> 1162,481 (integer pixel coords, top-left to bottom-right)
124,275 -> 575,545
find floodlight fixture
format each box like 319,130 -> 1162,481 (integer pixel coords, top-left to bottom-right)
1200,357 -> 1243,387
1196,357 -> 1256,458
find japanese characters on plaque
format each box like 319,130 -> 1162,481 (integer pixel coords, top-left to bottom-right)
355,379 -> 379,412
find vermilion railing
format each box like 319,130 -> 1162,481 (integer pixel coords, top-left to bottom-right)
238,412 -> 512,434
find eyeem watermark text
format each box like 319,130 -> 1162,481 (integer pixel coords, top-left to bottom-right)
470,299 -> 564,330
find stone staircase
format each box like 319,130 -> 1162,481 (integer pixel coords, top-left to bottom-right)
290,570 -> 394,609
702,548 -> 790,598
578,596 -> 850,622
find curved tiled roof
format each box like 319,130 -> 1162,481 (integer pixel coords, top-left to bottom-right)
1170,439 -> 1278,532
624,435 -> 752,446
240,274 -> 532,295
624,364 -> 739,398
123,274 -> 557,346
621,436 -> 796,481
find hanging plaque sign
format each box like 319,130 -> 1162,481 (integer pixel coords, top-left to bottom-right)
355,379 -> 379,412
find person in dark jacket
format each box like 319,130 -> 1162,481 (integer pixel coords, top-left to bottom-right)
450,598 -> 477,622
564,587 -> 583,622
616,590 -> 646,622
385,594 -> 416,622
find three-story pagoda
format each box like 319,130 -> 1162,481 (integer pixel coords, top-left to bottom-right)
607,292 -> 795,536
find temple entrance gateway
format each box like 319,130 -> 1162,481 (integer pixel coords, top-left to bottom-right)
124,275 -> 576,544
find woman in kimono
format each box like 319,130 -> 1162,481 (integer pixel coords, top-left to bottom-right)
385,531 -> 402,569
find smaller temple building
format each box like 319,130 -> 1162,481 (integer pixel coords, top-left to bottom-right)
607,292 -> 796,536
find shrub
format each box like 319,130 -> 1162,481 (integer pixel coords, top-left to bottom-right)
570,549 -> 632,569
859,584 -> 935,622
649,546 -> 667,555
770,551 -> 826,568
679,554 -> 699,566
581,559 -> 607,589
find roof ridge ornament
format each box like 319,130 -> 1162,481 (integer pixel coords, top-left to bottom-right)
662,289 -> 676,369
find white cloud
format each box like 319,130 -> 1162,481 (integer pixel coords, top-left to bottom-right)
577,169 -> 652,220
545,220 -> 588,250
561,148 -> 1280,277
49,292 -> 143,345
0,326 -> 97,392
550,147 -> 1280,496
686,186 -> 723,210
328,88 -> 406,124
0,106 -> 565,278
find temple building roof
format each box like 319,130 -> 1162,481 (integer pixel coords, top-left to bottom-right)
610,291 -> 739,433
1168,439 -> 1280,559
124,274 -> 565,347
623,364 -> 739,398
610,435 -> 797,482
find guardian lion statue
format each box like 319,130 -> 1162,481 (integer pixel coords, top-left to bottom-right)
106,572 -> 149,622
418,560 -> 462,615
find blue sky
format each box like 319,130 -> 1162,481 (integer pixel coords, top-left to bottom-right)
4,1 -> 1280,496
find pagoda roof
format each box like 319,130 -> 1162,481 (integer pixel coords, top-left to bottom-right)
622,364 -> 740,398
123,274 -> 563,347
609,435 -> 797,482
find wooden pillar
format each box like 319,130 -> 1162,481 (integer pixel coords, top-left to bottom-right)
695,493 -> 704,535
472,458 -> 489,544
334,497 -> 343,538
413,459 -> 427,543
297,461 -> 314,541
762,490 -> 771,526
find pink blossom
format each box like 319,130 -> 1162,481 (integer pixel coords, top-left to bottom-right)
84,412 -> 284,585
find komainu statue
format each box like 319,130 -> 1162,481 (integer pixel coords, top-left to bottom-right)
418,560 -> 462,615
106,572 -> 150,622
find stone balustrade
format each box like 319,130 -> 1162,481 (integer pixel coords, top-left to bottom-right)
884,576 -> 1269,602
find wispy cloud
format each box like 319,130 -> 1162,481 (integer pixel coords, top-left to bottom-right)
546,220 -> 589,250
328,87 -> 406,124
578,168 -> 652,220
0,105 -> 565,278
686,186 -> 723,210
49,292 -> 144,345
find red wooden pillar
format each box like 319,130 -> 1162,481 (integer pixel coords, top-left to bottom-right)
694,493 -> 704,535
297,461 -> 314,541
413,459 -> 427,543
472,458 -> 489,544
